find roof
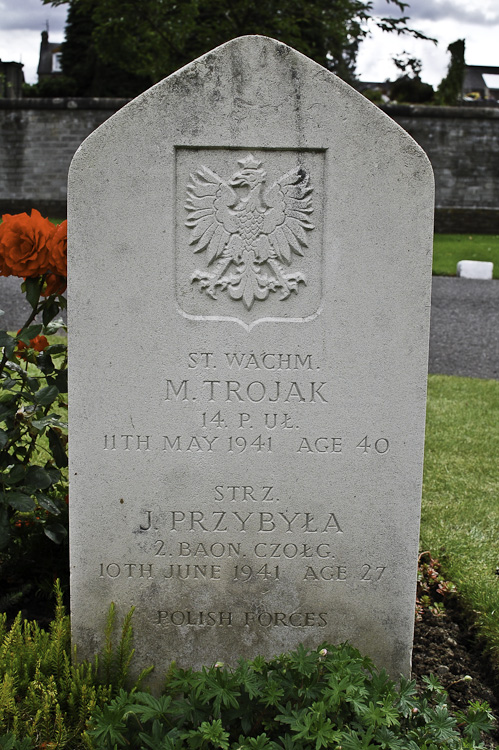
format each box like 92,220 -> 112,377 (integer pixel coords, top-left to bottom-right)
463,65 -> 499,97
37,30 -> 63,78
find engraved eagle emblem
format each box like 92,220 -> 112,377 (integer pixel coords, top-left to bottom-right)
185,155 -> 314,310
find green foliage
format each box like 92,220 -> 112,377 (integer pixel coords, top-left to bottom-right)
22,76 -> 79,98
432,234 -> 499,278
0,581 -> 100,748
389,52 -> 434,103
0,278 -> 68,557
361,88 -> 384,104
0,583 -> 151,748
88,642 -> 495,749
44,0 -> 433,96
57,0 -> 151,97
0,735 -> 35,750
393,52 -> 423,79
99,603 -> 153,691
390,75 -> 434,103
0,567 -> 496,750
436,39 -> 466,105
416,551 -> 457,620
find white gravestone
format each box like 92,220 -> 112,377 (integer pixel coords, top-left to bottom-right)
457,260 -> 493,280
68,36 -> 434,689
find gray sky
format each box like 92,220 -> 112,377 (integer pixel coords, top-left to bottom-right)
1,0 -> 498,86
358,0 -> 499,86
1,0 -> 67,82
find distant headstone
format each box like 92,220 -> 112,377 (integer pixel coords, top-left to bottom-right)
457,260 -> 493,279
68,36 -> 434,690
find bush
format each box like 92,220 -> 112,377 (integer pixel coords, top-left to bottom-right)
0,584 -> 151,749
23,77 -> 79,98
436,40 -> 466,106
0,211 -> 69,603
390,76 -> 434,104
1,590 -> 494,749
361,88 -> 384,105
89,643 -> 495,749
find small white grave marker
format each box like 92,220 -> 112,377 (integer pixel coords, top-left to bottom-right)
457,260 -> 493,279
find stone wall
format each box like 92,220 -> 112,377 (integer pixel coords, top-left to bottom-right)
383,104 -> 499,233
0,98 -> 128,217
1,98 -> 499,232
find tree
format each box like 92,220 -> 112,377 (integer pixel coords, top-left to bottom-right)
60,0 -> 151,96
436,39 -> 465,105
44,0 -> 433,96
389,52 -> 434,104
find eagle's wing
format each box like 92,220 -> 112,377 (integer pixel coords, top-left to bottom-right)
262,166 -> 314,264
185,166 -> 238,264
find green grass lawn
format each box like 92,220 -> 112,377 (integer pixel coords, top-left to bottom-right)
433,234 -> 499,278
422,374 -> 499,666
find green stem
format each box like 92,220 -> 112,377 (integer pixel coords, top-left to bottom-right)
25,404 -> 51,464
0,278 -> 44,379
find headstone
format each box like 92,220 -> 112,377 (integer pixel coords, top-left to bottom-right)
457,260 -> 493,279
68,36 -> 434,689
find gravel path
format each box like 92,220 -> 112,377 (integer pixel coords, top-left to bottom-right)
0,276 -> 35,332
1,275 -> 498,380
429,277 -> 499,380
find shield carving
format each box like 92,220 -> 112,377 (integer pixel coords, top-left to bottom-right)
175,147 -> 325,330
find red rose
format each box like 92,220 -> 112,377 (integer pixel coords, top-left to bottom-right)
42,273 -> 67,297
16,333 -> 50,357
0,210 -> 55,278
47,220 -> 67,277
16,339 -> 28,356
30,335 -> 49,352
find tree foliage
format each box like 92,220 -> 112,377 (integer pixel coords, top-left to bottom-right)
390,51 -> 434,103
44,0 -> 433,97
60,0 -> 151,96
436,39 -> 466,105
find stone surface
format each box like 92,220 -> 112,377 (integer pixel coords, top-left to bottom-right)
68,35 -> 434,689
457,260 -> 494,279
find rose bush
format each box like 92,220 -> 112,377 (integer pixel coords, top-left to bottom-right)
17,334 -> 50,356
0,211 -> 68,585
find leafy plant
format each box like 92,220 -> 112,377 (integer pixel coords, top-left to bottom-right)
0,735 -> 35,750
0,211 -> 68,566
436,39 -> 466,105
416,550 -> 457,620
43,0 -> 435,94
89,642 -> 495,749
0,582 -> 151,749
389,53 -> 434,104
